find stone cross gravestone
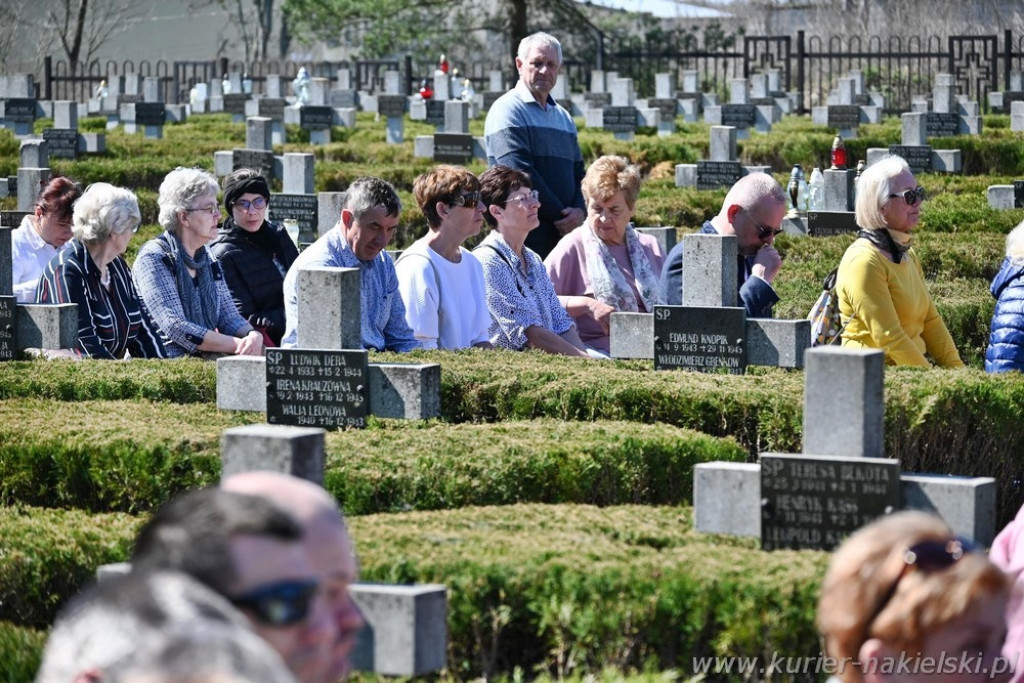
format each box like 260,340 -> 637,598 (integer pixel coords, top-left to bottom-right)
693,347 -> 998,546
216,267 -> 442,421
675,126 -> 770,190
610,234 -> 810,370
806,168 -> 858,236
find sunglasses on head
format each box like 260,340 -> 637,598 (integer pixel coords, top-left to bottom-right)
867,537 -> 977,630
229,579 -> 319,627
888,186 -> 927,206
450,192 -> 481,208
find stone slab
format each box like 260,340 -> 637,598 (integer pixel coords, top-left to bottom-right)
368,363 -> 442,420
349,583 -> 447,676
220,424 -> 325,484
803,347 -> 885,459
17,303 -> 78,349
694,462 -> 997,545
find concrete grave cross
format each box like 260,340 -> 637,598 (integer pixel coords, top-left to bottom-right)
693,346 -> 997,548
610,233 -> 810,370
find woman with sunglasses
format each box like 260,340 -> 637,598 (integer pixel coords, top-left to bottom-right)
134,167 -> 263,358
36,183 -> 165,359
836,155 -> 963,367
209,168 -> 299,346
474,165 -> 590,357
544,155 -> 665,355
395,165 -> 493,350
11,175 -> 81,303
818,511 -> 1010,683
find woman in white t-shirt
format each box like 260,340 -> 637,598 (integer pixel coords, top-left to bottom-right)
395,165 -> 493,350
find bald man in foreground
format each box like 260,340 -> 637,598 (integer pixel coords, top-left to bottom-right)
223,471 -> 364,680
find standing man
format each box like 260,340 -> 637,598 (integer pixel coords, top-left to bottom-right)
485,32 -> 585,259
659,173 -> 786,317
281,176 -> 420,351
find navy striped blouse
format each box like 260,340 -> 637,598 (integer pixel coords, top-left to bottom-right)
37,239 -> 166,359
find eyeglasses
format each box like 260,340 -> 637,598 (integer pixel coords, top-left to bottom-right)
131,223 -> 140,234
229,579 -> 319,627
450,192 -> 481,208
867,537 -> 978,632
743,208 -> 783,240
888,186 -> 927,206
234,197 -> 267,212
505,190 -> 540,207
184,205 -> 222,217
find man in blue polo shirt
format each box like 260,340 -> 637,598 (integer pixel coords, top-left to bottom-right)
484,32 -> 585,259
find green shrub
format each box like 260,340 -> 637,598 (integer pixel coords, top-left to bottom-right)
0,398 -> 744,514
0,622 -> 46,683
0,506 -> 139,628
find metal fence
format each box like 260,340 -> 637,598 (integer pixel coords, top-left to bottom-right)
36,29 -> 1024,114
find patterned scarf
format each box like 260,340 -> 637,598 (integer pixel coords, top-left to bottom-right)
581,222 -> 662,312
158,231 -> 220,332
858,228 -> 912,264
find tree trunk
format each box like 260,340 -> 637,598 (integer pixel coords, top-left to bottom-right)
508,0 -> 527,67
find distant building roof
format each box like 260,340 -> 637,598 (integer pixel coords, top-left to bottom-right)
579,0 -> 732,19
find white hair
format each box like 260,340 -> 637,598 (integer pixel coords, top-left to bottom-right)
517,32 -> 562,64
72,183 -> 140,245
157,167 -> 220,234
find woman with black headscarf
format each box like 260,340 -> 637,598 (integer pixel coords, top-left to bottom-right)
209,168 -> 299,346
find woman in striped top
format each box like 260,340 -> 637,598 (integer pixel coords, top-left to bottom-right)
37,183 -> 166,359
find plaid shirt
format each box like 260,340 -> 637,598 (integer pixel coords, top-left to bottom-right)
133,235 -> 250,358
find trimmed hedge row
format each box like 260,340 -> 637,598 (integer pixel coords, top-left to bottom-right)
0,506 -> 139,629
1,358 -> 1022,516
0,504 -> 829,679
0,401 -> 745,515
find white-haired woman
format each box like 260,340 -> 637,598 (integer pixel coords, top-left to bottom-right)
836,155 -> 962,367
37,183 -> 165,359
133,167 -> 263,358
986,220 -> 1024,373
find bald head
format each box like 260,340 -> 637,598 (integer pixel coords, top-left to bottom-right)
222,472 -> 363,680
223,471 -> 342,526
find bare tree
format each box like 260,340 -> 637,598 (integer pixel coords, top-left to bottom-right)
37,0 -> 139,71
0,1 -> 27,71
192,0 -> 278,63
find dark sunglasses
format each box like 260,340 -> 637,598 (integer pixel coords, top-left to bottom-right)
229,579 -> 319,627
888,186 -> 927,206
743,208 -> 783,240
867,537 -> 977,629
450,192 -> 481,208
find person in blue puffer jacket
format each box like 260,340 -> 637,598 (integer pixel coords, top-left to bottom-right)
986,220 -> 1024,373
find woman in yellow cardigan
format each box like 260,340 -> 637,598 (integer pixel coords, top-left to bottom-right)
836,155 -> 963,367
